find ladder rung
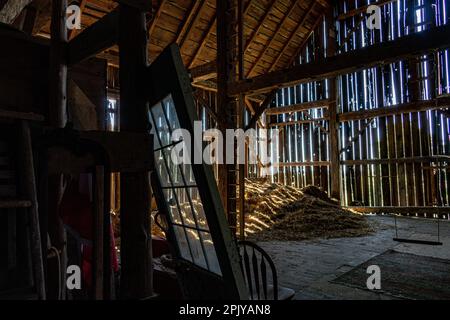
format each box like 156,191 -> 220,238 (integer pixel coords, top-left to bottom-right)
0,199 -> 31,209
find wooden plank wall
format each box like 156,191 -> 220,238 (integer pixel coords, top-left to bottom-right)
194,0 -> 450,219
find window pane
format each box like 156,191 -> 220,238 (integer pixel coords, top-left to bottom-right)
149,115 -> 161,149
200,232 -> 222,275
162,95 -> 181,131
185,228 -> 208,269
173,187 -> 197,228
173,225 -> 192,262
155,149 -> 172,187
187,187 -> 208,230
150,102 -> 171,147
162,189 -> 182,224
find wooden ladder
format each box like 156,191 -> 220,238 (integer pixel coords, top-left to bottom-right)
0,109 -> 46,300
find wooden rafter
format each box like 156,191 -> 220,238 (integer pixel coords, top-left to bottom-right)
245,0 -> 300,77
245,89 -> 277,130
175,0 -> 205,47
188,14 -> 216,68
244,2 -> 323,125
285,11 -> 323,67
244,0 -> 278,52
268,0 -> 316,72
147,0 -> 166,38
338,97 -> 450,122
265,99 -> 329,115
229,24 -> 450,96
188,0 -> 254,71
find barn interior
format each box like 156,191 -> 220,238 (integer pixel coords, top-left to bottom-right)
0,0 -> 449,301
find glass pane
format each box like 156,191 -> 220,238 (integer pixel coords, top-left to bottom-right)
200,232 -> 222,275
155,145 -> 196,188
149,116 -> 161,149
155,149 -> 171,187
162,95 -> 181,132
187,187 -> 208,230
185,228 -> 208,269
162,189 -> 182,224
150,102 -> 171,147
173,225 -> 192,262
173,187 -> 196,228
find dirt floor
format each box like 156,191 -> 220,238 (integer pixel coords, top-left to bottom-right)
257,215 -> 450,300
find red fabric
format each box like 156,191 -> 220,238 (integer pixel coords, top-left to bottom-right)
60,174 -> 119,291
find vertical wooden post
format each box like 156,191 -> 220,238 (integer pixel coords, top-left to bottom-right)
50,0 -> 68,128
48,0 -> 68,300
327,10 -> 340,200
217,0 -> 239,233
118,4 -> 153,299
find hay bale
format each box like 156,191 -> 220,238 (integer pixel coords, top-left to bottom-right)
244,179 -> 373,241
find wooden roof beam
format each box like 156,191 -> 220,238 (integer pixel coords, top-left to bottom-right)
188,0 -> 254,71
268,1 -> 317,72
175,0 -> 205,47
246,0 -> 301,77
187,14 -> 216,68
265,99 -> 329,115
244,0 -> 278,53
147,0 -> 165,37
245,89 -> 277,130
338,97 -> 450,122
286,12 -> 323,67
189,60 -> 216,80
68,8 -> 119,66
229,24 -> 450,96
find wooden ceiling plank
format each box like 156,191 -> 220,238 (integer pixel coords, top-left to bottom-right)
147,0 -> 166,37
285,11 -> 323,67
245,0 -> 300,77
187,14 -> 216,68
187,0 -> 254,71
175,0 -> 205,47
267,0 -> 316,72
244,0 -> 278,53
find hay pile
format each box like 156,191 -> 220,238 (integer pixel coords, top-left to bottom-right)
244,178 -> 372,241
